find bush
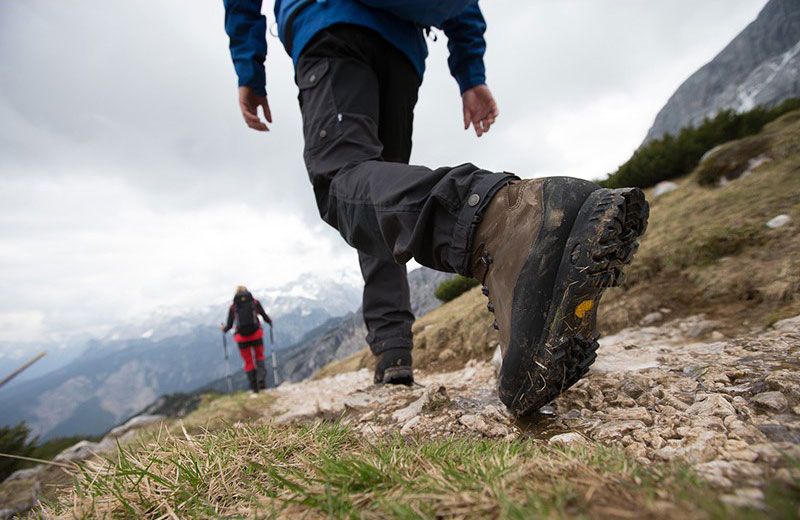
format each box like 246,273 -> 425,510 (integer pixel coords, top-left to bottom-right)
435,275 -> 479,303
600,98 -> 800,189
0,422 -> 35,481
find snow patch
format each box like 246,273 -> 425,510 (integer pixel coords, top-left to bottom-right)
140,329 -> 154,339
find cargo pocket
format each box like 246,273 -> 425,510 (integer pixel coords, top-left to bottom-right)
297,58 -> 342,152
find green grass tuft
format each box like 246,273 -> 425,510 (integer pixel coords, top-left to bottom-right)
40,420 -> 749,519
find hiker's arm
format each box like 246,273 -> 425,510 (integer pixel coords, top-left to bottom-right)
222,306 -> 235,332
441,3 -> 498,137
256,301 -> 272,325
223,0 -> 272,131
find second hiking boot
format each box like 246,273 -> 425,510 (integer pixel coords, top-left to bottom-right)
245,369 -> 259,394
471,177 -> 649,417
374,348 -> 414,386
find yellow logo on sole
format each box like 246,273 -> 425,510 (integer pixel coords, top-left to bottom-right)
575,300 -> 594,319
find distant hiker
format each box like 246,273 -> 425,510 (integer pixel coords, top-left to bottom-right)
223,2 -> 649,416
221,286 -> 273,394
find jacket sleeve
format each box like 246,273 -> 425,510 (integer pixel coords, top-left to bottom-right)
223,305 -> 235,332
223,0 -> 268,96
256,300 -> 272,325
440,2 -> 487,95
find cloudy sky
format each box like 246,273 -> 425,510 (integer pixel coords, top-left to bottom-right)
0,0 -> 768,343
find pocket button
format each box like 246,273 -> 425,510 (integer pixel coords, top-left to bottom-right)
319,129 -> 327,138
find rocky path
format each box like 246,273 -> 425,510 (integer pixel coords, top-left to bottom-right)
5,313 -> 799,517
268,313 -> 800,508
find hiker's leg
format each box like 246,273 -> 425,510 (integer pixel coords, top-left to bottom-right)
358,253 -> 413,353
238,343 -> 258,393
237,343 -> 255,372
254,343 -> 267,389
358,42 -> 417,358
297,25 -> 514,275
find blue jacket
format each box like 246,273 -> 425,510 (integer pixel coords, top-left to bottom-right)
223,0 -> 487,96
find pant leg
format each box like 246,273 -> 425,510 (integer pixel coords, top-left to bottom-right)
253,343 -> 267,389
296,25 -> 515,276
358,253 -> 413,354
237,344 -> 255,372
356,35 -> 419,355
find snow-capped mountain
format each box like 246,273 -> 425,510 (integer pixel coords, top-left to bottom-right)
0,268 -> 453,440
99,272 -> 363,348
644,0 -> 800,143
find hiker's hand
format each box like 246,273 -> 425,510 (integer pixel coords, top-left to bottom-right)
462,84 -> 498,138
238,86 -> 272,132
220,324 -> 226,332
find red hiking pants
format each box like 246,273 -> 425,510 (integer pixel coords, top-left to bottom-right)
238,343 -> 265,372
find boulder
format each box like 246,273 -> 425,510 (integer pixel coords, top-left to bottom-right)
765,214 -> 791,229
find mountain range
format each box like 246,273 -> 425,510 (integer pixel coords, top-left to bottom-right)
644,0 -> 800,143
0,267 -> 451,439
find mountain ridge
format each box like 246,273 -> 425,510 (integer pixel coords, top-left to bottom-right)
644,0 -> 800,143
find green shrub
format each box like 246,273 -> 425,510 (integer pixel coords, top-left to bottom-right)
0,422 -> 35,480
435,275 -> 479,303
600,98 -> 800,189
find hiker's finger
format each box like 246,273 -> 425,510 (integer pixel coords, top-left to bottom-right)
472,119 -> 484,137
261,99 -> 273,124
463,106 -> 471,130
242,108 -> 268,132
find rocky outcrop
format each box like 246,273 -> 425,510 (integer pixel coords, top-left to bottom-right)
644,0 -> 800,143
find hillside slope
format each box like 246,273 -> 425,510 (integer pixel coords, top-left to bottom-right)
4,113 -> 799,520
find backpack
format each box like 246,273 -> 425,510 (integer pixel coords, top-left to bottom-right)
234,292 -> 260,336
357,0 -> 475,27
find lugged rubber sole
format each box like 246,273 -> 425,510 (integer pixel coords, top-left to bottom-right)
507,187 -> 649,417
381,366 -> 414,386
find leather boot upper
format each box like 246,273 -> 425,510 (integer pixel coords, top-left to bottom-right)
470,180 -> 545,354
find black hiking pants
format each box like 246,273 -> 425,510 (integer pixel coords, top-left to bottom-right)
296,25 -> 515,355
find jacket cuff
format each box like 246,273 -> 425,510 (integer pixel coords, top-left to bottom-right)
235,60 -> 267,96
454,62 -> 486,95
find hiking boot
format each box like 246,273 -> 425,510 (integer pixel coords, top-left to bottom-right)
255,360 -> 267,390
374,348 -> 414,386
245,369 -> 259,394
471,177 -> 648,417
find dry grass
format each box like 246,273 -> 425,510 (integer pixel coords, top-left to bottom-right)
38,420 -> 733,519
314,286 -> 497,381
600,112 -> 800,334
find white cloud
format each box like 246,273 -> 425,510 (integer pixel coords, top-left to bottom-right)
0,311 -> 46,344
0,174 -> 357,341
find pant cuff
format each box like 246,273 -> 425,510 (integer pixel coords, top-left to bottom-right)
370,337 -> 413,356
448,171 -> 518,275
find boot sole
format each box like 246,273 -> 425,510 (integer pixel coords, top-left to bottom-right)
504,187 -> 649,417
381,366 -> 414,386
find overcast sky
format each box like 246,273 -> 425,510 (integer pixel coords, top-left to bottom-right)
0,0 -> 768,343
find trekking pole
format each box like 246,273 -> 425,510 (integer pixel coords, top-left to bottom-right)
269,324 -> 280,387
0,351 -> 46,390
221,330 -> 233,394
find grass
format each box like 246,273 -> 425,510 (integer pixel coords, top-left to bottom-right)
38,420 -> 737,519
314,284 -> 498,381
598,111 -> 800,334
